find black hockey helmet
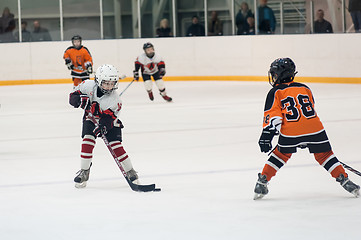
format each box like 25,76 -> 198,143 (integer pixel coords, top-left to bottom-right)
71,35 -> 82,48
268,58 -> 297,86
143,42 -> 154,50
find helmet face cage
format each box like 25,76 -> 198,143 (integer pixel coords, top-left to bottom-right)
143,42 -> 155,58
95,64 -> 119,94
72,35 -> 82,48
268,58 -> 296,86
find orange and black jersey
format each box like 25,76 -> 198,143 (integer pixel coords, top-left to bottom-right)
263,81 -> 331,153
63,46 -> 93,79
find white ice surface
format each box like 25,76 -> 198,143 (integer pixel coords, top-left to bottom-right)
0,81 -> 360,240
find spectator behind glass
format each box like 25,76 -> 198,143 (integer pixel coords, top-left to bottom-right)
208,11 -> 223,36
314,9 -> 333,33
247,16 -> 255,35
348,0 -> 361,32
258,0 -> 276,34
186,16 -> 205,37
32,20 -> 52,41
0,7 -> 16,42
14,21 -> 32,42
236,2 -> 254,35
156,18 -> 172,37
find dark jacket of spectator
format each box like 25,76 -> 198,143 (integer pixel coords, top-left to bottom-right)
32,21 -> 52,41
258,5 -> 276,33
187,24 -> 205,36
156,27 -> 172,37
0,7 -> 15,33
314,19 -> 333,33
349,0 -> 361,11
208,11 -> 223,36
236,9 -> 254,35
187,17 -> 205,37
348,0 -> 361,31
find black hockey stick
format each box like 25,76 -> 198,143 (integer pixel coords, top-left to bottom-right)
119,79 -> 135,97
339,161 -> 361,177
86,111 -> 160,192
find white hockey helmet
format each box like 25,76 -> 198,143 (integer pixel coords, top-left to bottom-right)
95,64 -> 119,94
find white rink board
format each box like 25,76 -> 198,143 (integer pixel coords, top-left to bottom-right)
1,34 -> 361,82
0,81 -> 360,239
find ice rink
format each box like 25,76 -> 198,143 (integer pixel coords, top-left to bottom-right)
0,80 -> 360,240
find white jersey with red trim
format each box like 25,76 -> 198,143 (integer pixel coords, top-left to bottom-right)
135,53 -> 164,75
73,80 -> 122,115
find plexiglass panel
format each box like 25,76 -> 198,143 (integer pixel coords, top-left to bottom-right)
21,0 -> 60,41
63,0 -> 100,41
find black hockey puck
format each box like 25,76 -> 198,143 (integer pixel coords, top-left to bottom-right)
153,188 -> 161,192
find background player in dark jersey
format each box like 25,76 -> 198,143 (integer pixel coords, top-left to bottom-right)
63,35 -> 93,87
254,58 -> 360,200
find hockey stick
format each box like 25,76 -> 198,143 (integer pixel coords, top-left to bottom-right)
86,110 -> 160,192
339,161 -> 361,177
119,79 -> 135,97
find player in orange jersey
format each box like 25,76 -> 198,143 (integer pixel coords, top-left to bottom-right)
254,58 -> 360,200
63,35 -> 93,87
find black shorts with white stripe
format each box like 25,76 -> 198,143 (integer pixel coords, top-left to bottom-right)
278,130 -> 332,153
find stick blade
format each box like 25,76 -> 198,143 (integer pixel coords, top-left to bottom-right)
126,178 -> 157,192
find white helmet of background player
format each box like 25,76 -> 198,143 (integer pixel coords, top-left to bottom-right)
95,64 -> 119,94
143,42 -> 155,58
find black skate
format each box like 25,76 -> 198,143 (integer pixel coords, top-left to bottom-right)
126,168 -> 139,184
147,91 -> 154,101
336,174 -> 360,197
254,173 -> 269,200
74,163 -> 92,188
160,93 -> 172,102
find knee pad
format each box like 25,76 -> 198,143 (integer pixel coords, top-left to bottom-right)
144,80 -> 153,91
155,79 -> 166,91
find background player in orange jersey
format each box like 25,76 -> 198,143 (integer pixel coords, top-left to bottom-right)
63,35 -> 93,87
254,57 -> 360,200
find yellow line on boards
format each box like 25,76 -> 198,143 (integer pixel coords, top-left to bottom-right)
1,76 -> 361,86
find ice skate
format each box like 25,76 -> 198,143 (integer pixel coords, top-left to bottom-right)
160,93 -> 172,102
126,168 -> 139,184
74,163 -> 92,188
336,174 -> 360,197
254,173 -> 269,200
147,91 -> 154,101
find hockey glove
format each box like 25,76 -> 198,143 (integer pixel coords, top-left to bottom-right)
93,124 -> 107,137
66,62 -> 74,70
133,70 -> 139,81
93,116 -> 114,137
258,129 -> 276,153
79,94 -> 90,110
159,68 -> 166,78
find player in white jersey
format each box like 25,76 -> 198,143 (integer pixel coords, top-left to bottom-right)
69,64 -> 139,188
133,42 -> 172,102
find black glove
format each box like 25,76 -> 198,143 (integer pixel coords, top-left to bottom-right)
65,59 -> 74,70
66,62 -> 74,70
133,70 -> 139,81
79,94 -> 90,109
93,115 -> 114,137
93,124 -> 107,137
258,130 -> 275,153
159,68 -> 166,78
